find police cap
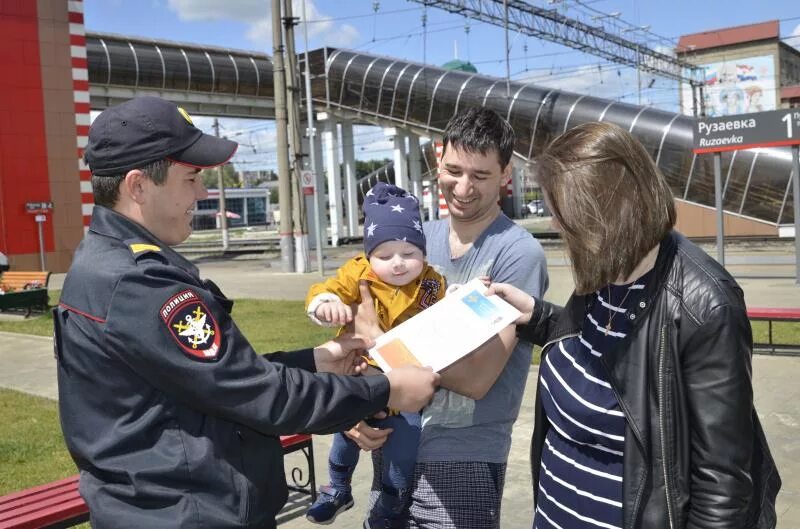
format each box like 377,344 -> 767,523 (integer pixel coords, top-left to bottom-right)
84,96 -> 238,176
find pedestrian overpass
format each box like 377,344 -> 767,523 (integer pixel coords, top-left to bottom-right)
85,32 -> 797,237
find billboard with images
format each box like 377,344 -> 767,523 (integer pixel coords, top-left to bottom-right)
681,55 -> 776,116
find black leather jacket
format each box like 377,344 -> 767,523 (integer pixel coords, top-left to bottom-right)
518,231 -> 780,529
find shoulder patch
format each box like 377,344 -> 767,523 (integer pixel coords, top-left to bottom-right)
160,290 -> 221,361
130,243 -> 161,255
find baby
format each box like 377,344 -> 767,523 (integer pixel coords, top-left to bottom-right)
305,182 -> 445,529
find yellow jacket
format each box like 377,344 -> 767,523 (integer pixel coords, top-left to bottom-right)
305,254 -> 446,332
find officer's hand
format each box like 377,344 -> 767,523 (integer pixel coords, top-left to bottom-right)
385,365 -> 440,412
344,419 -> 392,451
348,280 -> 383,340
313,334 -> 373,375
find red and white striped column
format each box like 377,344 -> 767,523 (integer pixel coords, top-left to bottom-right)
434,141 -> 449,218
68,0 -> 92,230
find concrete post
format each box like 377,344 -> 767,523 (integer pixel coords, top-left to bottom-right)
408,133 -> 423,201
341,120 -> 359,238
301,135 -> 325,253
321,115 -> 343,247
312,130 -> 327,249
386,128 -> 409,189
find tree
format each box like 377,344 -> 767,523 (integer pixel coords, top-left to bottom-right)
355,158 -> 391,178
201,163 -> 240,189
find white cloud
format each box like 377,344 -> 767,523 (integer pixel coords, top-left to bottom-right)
517,63 -> 638,101
166,0 -> 359,48
515,58 -> 680,111
790,23 -> 800,51
166,0 -> 263,22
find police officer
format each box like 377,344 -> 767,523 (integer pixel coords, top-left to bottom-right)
55,96 -> 439,529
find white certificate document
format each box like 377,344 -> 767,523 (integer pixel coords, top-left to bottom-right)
368,278 -> 522,373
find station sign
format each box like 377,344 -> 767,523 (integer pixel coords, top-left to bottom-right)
26,201 -> 54,214
693,109 -> 800,154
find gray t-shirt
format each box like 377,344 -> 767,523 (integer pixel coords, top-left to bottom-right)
419,214 -> 548,463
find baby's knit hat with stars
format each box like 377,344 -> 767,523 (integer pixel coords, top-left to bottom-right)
363,182 -> 426,256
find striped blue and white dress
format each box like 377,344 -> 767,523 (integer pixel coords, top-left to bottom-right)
533,275 -> 649,529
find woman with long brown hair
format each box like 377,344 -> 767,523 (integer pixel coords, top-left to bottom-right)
490,121 -> 780,529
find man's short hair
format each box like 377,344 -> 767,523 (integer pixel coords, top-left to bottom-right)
91,160 -> 172,208
441,107 -> 515,169
536,121 -> 676,294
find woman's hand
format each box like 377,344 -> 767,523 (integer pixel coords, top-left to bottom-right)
486,281 -> 535,325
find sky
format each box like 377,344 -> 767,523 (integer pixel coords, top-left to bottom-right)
84,0 -> 800,171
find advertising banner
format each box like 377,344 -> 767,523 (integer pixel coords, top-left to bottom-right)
682,55 -> 776,116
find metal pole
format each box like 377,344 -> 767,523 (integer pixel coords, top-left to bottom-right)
699,84 -> 706,117
272,0 -> 294,272
36,217 -> 45,271
212,118 -> 229,250
792,145 -> 800,285
302,0 -> 324,276
713,152 -> 725,266
283,0 -> 309,273
503,0 -> 510,99
636,44 -> 641,106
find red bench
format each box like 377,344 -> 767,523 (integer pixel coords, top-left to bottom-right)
0,434 -> 315,529
748,307 -> 800,354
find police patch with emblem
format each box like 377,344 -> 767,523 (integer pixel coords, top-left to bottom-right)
161,290 -> 221,361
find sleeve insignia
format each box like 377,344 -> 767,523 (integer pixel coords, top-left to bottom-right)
161,290 -> 221,361
130,243 -> 162,254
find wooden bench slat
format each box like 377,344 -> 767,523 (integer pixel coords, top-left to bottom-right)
0,496 -> 84,528
279,433 -> 311,447
0,498 -> 87,529
0,272 -> 50,290
0,477 -> 79,505
0,487 -> 82,515
747,307 -> 800,320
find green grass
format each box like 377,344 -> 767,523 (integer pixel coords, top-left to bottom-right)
0,388 -> 77,494
751,321 -> 800,349
231,298 -> 335,351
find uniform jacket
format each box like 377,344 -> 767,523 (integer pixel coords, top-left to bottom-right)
55,206 -> 390,529
305,254 -> 446,332
518,231 -> 780,529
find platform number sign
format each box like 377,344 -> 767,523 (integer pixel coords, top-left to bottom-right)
693,109 -> 800,154
782,112 -> 795,137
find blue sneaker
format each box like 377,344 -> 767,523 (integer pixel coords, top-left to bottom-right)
306,485 -> 354,524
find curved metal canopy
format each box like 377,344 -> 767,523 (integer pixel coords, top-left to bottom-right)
86,32 -> 275,117
312,48 -> 795,225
